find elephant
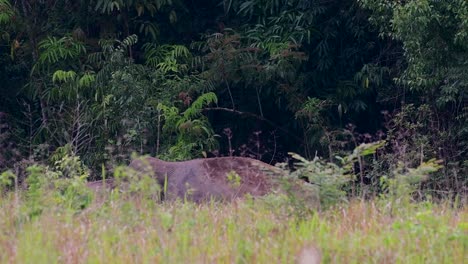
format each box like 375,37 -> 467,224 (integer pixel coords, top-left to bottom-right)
87,156 -> 286,202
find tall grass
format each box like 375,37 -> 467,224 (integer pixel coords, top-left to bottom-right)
0,192 -> 466,264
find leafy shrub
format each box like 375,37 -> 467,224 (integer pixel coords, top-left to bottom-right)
381,159 -> 443,213
0,169 -> 15,194
283,153 -> 350,211
23,153 -> 93,217
112,161 -> 163,202
280,141 -> 386,210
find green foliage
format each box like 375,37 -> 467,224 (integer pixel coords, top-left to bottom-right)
192,29 -> 306,118
281,141 -> 385,209
389,0 -> 467,95
78,72 -> 96,88
182,92 -> 217,120
113,164 -> 163,201
24,165 -> 50,217
226,170 -> 241,188
380,104 -> 465,192
23,154 -> 93,218
0,0 -> 465,197
359,0 -> 467,193
295,98 -> 328,121
158,92 -> 219,160
144,43 -> 191,72
381,159 -> 443,213
217,0 -> 393,157
346,140 -> 386,161
95,0 -> 172,15
37,36 -> 86,67
52,70 -> 77,83
288,153 -> 349,210
19,32 -> 218,165
0,170 -> 15,193
94,0 -> 178,41
0,193 -> 465,263
230,0 -> 318,47
49,153 -> 92,209
0,0 -> 14,25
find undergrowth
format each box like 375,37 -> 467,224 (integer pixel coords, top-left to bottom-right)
0,144 -> 466,263
0,193 -> 465,263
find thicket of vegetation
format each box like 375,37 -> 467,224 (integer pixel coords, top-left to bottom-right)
0,0 -> 466,198
0,192 -> 465,263
0,154 -> 466,263
0,2 -> 467,262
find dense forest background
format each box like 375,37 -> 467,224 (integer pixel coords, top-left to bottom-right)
0,0 -> 466,195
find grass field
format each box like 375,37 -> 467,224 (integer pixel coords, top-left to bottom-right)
0,192 -> 466,264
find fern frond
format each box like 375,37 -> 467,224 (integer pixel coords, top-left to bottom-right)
78,73 -> 96,88
182,92 -> 217,120
144,44 -> 191,69
95,0 -> 123,14
121,34 -> 138,48
38,37 -> 85,66
52,70 -> 77,83
295,97 -> 328,120
0,0 -> 14,25
139,22 -> 160,41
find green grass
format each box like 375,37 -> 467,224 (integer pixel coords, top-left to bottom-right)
0,193 -> 466,264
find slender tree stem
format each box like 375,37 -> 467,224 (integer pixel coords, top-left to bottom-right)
156,109 -> 161,156
256,86 -> 264,117
224,78 -> 235,110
